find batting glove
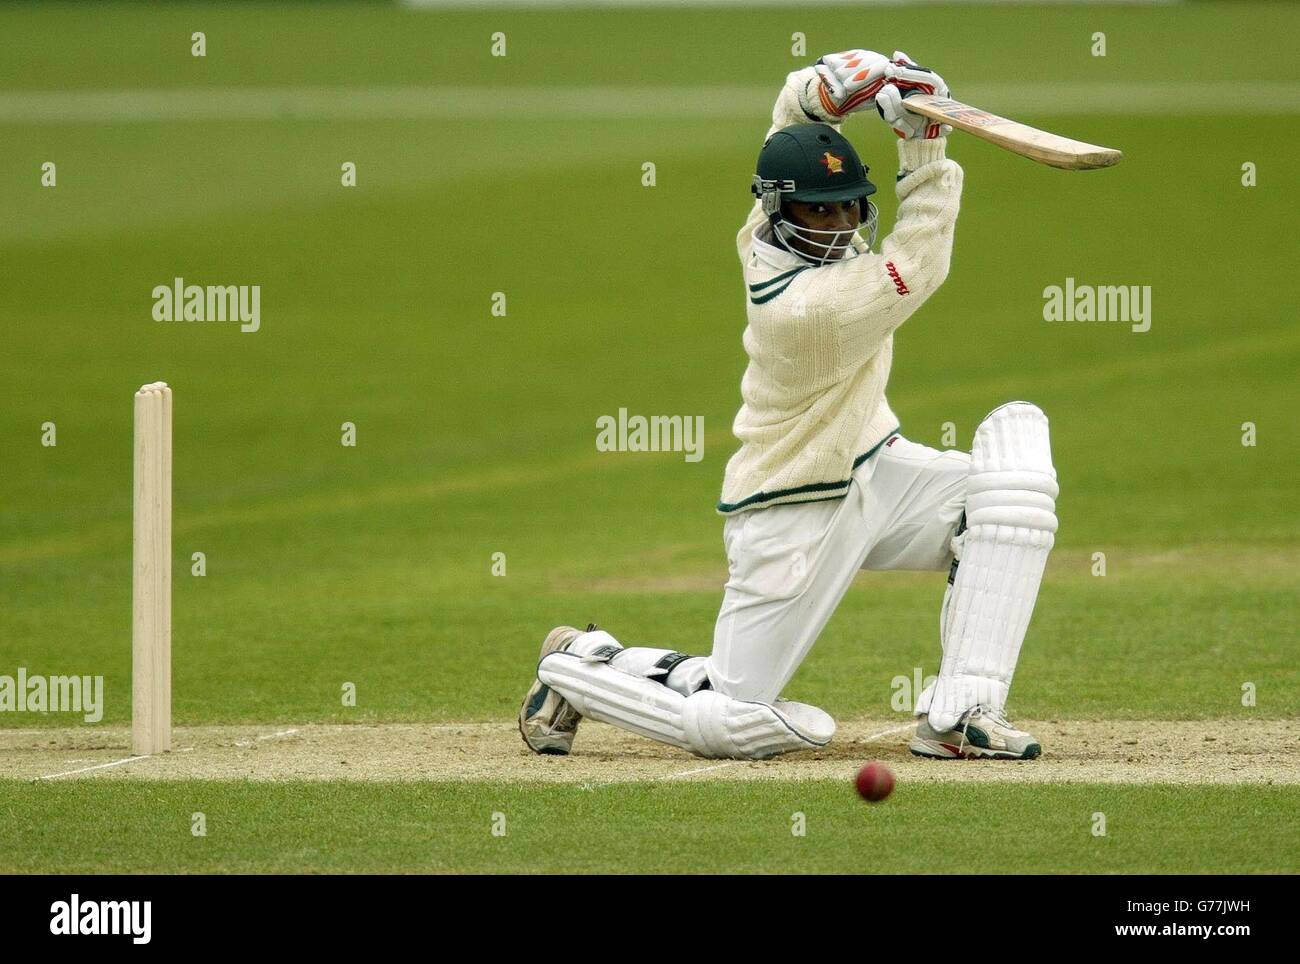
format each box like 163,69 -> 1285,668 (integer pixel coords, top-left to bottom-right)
876,50 -> 952,140
807,49 -> 892,118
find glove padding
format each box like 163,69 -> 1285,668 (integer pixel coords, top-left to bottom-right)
875,50 -> 952,140
809,49 -> 891,118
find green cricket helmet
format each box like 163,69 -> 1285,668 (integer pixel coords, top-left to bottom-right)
751,123 -> 879,265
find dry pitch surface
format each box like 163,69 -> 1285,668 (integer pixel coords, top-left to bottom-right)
6,718 -> 1295,786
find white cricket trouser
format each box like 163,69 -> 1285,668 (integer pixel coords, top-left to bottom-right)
706,433 -> 968,702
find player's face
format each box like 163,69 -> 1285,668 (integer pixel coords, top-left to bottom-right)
783,199 -> 860,261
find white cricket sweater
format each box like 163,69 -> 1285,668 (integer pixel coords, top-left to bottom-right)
718,67 -> 964,514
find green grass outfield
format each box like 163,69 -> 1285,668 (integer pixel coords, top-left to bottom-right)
1,1 -> 1296,873
1,781 -> 1294,874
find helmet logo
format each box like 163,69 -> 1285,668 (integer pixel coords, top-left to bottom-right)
820,151 -> 845,175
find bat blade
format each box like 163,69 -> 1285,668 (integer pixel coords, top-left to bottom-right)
901,94 -> 1122,171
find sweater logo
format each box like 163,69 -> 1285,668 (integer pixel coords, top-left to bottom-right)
820,151 -> 844,175
885,261 -> 910,295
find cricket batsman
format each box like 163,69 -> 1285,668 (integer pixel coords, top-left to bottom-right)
519,50 -> 1057,761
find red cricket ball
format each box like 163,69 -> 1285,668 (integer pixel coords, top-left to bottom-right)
855,761 -> 895,802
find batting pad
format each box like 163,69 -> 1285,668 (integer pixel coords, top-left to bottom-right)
918,402 -> 1058,731
538,652 -> 835,759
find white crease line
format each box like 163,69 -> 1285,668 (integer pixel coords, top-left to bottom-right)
863,722 -> 916,742
33,722 -> 908,783
577,751 -> 812,790
234,727 -> 300,748
260,728 -> 300,741
579,723 -> 916,789
37,728 -> 297,779
35,755 -> 142,781
662,761 -> 736,780
580,762 -> 728,791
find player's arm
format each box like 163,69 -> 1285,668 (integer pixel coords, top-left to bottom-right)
798,54 -> 962,370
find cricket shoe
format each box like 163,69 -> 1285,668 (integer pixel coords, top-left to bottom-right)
910,704 -> 1041,760
518,624 -> 594,755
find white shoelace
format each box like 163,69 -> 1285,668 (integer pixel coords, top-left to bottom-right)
976,704 -> 1012,729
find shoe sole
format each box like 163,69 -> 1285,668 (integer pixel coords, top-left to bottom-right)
518,626 -> 584,755
518,714 -> 572,754
518,682 -> 577,755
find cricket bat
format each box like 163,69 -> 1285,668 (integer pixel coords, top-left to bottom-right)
901,93 -> 1122,171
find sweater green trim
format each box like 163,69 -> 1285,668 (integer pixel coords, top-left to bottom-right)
716,429 -> 900,514
749,280 -> 798,304
747,266 -> 809,304
748,266 -> 807,292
